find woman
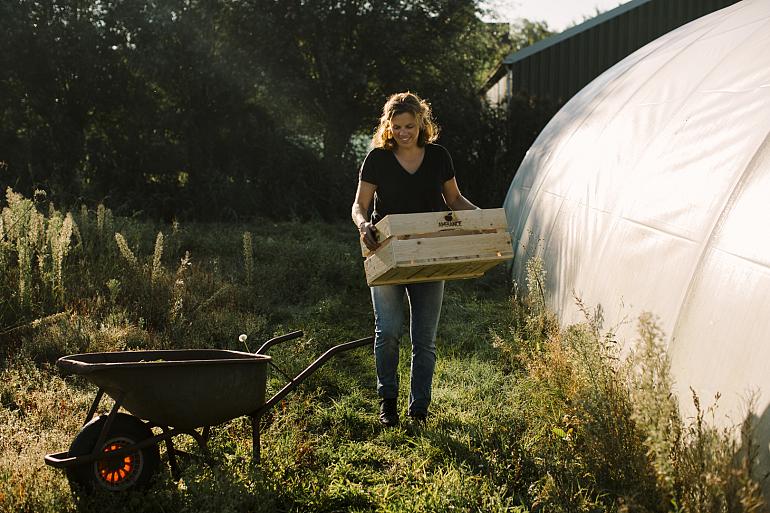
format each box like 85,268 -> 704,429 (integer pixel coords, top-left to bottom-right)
351,92 -> 478,426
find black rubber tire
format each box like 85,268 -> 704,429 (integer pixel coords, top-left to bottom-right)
65,413 -> 160,493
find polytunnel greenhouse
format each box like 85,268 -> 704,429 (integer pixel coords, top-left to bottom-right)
503,0 -> 770,477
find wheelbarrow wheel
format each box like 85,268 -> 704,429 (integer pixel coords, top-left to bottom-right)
66,413 -> 160,493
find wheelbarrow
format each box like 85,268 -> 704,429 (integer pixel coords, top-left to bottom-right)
44,331 -> 373,493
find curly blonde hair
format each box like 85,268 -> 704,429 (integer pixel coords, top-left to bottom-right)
371,92 -> 439,150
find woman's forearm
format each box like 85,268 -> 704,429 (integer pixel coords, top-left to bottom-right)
351,203 -> 369,228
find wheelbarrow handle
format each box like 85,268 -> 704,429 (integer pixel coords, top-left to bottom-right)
255,330 -> 304,355
253,335 -> 374,416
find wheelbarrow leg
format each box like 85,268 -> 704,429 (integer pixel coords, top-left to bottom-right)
186,429 -> 213,464
90,391 -> 126,455
83,389 -> 105,426
162,427 -> 182,481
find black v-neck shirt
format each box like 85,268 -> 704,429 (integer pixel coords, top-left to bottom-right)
359,144 -> 455,224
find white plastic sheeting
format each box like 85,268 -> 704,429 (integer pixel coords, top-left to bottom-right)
504,0 -> 770,443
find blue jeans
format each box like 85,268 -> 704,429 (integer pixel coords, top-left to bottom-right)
370,280 -> 445,416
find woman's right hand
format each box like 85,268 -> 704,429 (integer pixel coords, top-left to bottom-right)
359,221 -> 380,251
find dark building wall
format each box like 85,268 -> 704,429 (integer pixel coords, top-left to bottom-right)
493,0 -> 742,104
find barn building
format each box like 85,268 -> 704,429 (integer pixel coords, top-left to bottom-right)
483,0 -> 742,106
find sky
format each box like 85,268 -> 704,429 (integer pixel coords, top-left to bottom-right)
482,0 -> 632,32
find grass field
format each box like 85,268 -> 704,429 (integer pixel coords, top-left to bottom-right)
0,191 -> 765,512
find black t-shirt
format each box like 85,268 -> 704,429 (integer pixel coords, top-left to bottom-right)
359,144 -> 455,224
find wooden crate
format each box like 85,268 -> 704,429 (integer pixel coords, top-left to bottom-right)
362,208 -> 513,286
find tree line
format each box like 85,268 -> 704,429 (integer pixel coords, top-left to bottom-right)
0,1 -> 556,221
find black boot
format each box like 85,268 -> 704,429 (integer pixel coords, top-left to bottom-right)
407,411 -> 427,423
379,398 -> 399,427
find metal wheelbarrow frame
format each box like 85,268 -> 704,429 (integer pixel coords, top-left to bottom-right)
44,331 -> 373,493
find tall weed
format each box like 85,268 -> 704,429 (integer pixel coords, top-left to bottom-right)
0,188 -> 76,321
243,231 -> 254,287
151,231 -> 164,285
113,230 -> 193,332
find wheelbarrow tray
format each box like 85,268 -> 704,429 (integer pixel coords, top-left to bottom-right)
58,349 -> 270,430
